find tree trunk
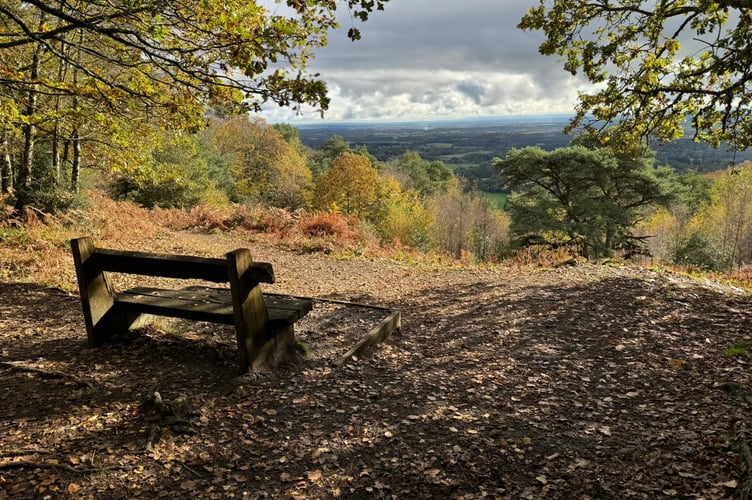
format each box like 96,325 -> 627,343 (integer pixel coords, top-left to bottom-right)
52,36 -> 70,184
1,128 -> 13,194
52,127 -> 61,183
70,128 -> 81,193
18,63 -> 39,190
455,197 -> 465,259
62,140 -> 70,176
15,35 -> 44,207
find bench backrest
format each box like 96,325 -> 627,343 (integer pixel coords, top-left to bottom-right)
88,248 -> 231,282
71,237 -> 275,284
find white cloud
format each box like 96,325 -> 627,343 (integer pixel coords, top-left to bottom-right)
257,1 -> 590,123
261,69 -> 587,123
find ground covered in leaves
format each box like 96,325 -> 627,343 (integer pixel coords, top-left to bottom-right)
2,231 -> 752,498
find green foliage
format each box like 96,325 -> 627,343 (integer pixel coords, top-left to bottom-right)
685,162 -> 752,269
208,117 -> 312,209
273,124 -> 308,157
653,167 -> 713,214
672,233 -> 731,271
0,0 -> 388,210
496,144 -> 666,258
194,131 -> 239,202
484,192 -> 508,210
21,180 -> 88,215
383,151 -> 454,196
112,135 -> 212,209
520,1 -> 752,149
0,0 -> 389,119
307,135 -> 378,178
370,176 -> 432,248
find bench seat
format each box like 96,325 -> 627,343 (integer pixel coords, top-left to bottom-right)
115,287 -> 312,325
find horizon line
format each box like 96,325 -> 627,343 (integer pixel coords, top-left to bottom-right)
264,113 -> 575,127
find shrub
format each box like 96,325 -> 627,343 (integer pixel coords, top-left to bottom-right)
292,212 -> 364,249
672,233 -> 731,271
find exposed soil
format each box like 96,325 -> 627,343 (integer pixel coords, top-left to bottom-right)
1,230 -> 752,499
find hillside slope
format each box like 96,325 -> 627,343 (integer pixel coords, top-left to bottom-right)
1,227 -> 751,498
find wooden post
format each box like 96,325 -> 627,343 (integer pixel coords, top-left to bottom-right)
226,249 -> 270,373
70,237 -> 117,346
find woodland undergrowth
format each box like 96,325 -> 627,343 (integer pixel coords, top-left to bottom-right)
2,190 -> 750,291
0,191 -> 465,288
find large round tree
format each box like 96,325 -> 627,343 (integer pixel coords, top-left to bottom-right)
496,144 -> 667,258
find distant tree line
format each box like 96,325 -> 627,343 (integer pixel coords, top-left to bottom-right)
296,121 -> 752,195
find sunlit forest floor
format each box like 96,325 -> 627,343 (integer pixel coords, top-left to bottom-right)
1,194 -> 751,498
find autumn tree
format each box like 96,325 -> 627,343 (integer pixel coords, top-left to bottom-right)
112,134 -> 213,209
307,135 -> 378,178
496,144 -> 666,258
0,0 -> 388,209
519,1 -> 752,149
209,117 -> 312,209
274,124 -> 309,160
369,175 -> 432,248
314,152 -> 378,217
427,180 -> 510,261
633,168 -> 712,264
688,162 -> 752,270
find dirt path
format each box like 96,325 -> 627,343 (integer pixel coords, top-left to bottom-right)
1,232 -> 751,498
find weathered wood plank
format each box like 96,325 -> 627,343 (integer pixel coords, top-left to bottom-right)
70,237 -> 117,346
115,287 -> 311,325
265,296 -> 313,322
115,291 -> 235,324
334,310 -> 401,368
90,249 -> 274,284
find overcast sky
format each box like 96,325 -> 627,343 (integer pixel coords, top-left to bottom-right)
258,0 -> 592,123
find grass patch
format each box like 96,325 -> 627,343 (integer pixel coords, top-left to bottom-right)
483,192 -> 508,209
723,341 -> 750,357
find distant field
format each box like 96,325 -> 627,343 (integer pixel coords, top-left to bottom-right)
484,192 -> 508,209
296,116 -> 752,174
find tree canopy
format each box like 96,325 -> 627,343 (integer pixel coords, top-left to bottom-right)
314,152 -> 378,217
1,0 -> 388,116
519,1 -> 752,150
384,151 -> 454,196
495,144 -> 667,258
209,116 -> 312,209
0,0 -> 387,209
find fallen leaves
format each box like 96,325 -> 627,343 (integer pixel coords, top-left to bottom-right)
1,259 -> 751,498
306,470 -> 322,482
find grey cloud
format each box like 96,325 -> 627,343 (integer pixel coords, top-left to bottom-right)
260,1 -> 589,122
456,81 -> 486,105
312,0 -> 550,74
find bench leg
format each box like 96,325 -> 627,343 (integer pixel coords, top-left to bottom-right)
227,249 -> 269,374
247,321 -> 296,371
227,249 -> 301,373
71,237 -> 118,346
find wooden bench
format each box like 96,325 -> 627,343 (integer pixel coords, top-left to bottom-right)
70,236 -> 312,373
